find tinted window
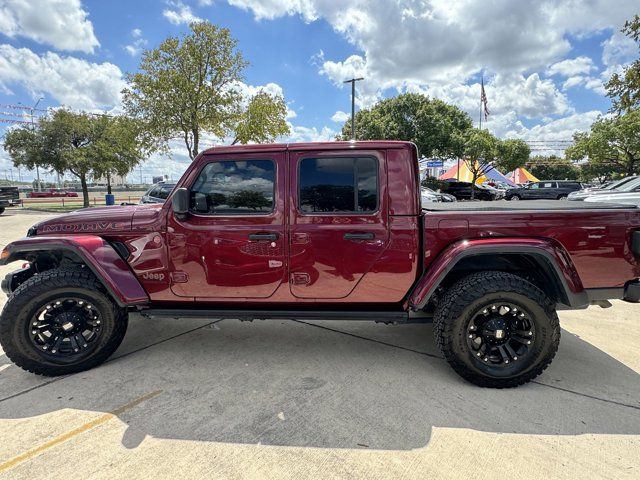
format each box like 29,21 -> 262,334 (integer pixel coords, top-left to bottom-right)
190,160 -> 275,214
299,157 -> 378,213
147,186 -> 161,198
156,184 -> 175,200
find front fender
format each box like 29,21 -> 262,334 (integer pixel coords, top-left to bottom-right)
408,237 -> 587,310
0,235 -> 149,306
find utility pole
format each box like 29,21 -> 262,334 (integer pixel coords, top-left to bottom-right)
30,97 -> 44,191
343,77 -> 364,140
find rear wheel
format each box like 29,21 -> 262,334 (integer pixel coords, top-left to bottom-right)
434,271 -> 560,388
0,268 -> 128,376
0,207 -> 5,215
509,195 -> 521,201
557,194 -> 568,200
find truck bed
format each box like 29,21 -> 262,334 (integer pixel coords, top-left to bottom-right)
423,200 -> 637,212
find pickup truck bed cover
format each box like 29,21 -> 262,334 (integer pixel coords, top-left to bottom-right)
423,200 -> 638,212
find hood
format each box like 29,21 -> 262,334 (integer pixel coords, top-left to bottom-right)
33,203 -> 164,235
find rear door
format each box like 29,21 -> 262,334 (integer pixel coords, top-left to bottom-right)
168,152 -> 287,299
288,149 -> 389,299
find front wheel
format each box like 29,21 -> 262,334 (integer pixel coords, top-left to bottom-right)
0,268 -> 128,376
0,207 -> 5,215
508,195 -> 521,201
434,271 -> 560,388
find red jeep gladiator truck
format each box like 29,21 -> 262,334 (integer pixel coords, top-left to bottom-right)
1,141 -> 639,388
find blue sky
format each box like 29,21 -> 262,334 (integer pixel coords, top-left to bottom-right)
0,0 -> 637,183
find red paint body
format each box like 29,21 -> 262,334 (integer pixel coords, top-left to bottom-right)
27,189 -> 78,198
3,141 -> 640,311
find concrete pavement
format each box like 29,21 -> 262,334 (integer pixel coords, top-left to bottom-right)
0,210 -> 638,479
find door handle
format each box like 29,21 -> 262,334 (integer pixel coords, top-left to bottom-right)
248,232 -> 279,241
343,232 -> 375,241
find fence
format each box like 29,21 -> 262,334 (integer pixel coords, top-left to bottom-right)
20,195 -> 142,208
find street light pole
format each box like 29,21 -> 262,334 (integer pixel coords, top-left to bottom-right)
31,97 -> 44,191
343,77 -> 364,140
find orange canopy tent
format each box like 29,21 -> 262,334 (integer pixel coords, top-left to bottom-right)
439,160 -> 487,184
508,167 -> 539,184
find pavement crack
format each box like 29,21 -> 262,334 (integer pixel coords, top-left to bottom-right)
294,320 -> 640,412
0,319 -> 223,404
292,319 -> 442,359
531,381 -> 640,411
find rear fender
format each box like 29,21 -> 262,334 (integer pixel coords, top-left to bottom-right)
0,235 -> 149,306
408,237 -> 587,310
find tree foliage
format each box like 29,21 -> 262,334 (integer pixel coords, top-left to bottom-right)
462,128 -> 499,199
605,15 -> 640,113
3,110 -> 151,207
526,155 -> 579,181
123,21 -> 289,160
338,93 -> 472,158
565,109 -> 640,177
496,139 -> 530,173
232,91 -> 290,145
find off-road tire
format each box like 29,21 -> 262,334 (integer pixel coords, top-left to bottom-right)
434,271 -> 560,388
0,268 -> 128,376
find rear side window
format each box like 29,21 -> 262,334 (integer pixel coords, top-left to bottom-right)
541,182 -> 556,188
190,160 -> 275,215
299,157 -> 378,213
156,184 -> 175,200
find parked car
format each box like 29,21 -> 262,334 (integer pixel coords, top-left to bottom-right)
584,191 -> 640,207
420,187 -> 456,204
2,141 -> 640,389
140,182 -> 176,204
506,181 -> 583,200
580,177 -> 640,204
27,189 -> 78,198
441,181 -> 498,200
569,176 -> 638,201
0,186 -> 20,214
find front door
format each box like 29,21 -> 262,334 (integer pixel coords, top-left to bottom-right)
168,152 -> 287,299
288,150 -> 389,299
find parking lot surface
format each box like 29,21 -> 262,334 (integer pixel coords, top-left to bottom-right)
1,210 -> 639,479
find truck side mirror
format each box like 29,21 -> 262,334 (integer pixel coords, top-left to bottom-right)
172,188 -> 189,220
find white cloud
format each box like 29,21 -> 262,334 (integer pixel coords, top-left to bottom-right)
225,0 -> 636,148
331,111 -> 350,123
0,0 -> 99,53
547,56 -> 596,77
163,1 -> 203,25
124,28 -> 147,56
0,45 -> 125,110
286,125 -> 335,143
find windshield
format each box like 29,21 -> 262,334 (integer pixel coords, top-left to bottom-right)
606,176 -> 637,190
618,177 -> 640,192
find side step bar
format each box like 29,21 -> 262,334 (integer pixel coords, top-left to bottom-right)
138,309 -> 430,324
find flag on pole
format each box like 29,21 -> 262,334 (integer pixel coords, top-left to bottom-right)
480,77 -> 489,121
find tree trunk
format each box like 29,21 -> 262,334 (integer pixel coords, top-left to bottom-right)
470,173 -> 476,200
107,171 -> 112,195
192,128 -> 199,160
80,174 -> 89,208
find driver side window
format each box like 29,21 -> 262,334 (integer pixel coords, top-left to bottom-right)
189,159 -> 275,215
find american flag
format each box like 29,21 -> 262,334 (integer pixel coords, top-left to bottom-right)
481,77 -> 489,121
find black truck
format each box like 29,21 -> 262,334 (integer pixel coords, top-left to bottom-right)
0,186 -> 20,214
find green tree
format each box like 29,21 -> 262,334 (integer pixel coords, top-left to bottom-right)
123,22 -> 289,160
338,93 -> 472,158
527,155 -> 579,180
3,110 -> 151,207
565,109 -> 640,177
227,190 -> 271,210
231,91 -> 290,145
462,128 -> 499,199
605,15 -> 640,113
496,139 -> 530,173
